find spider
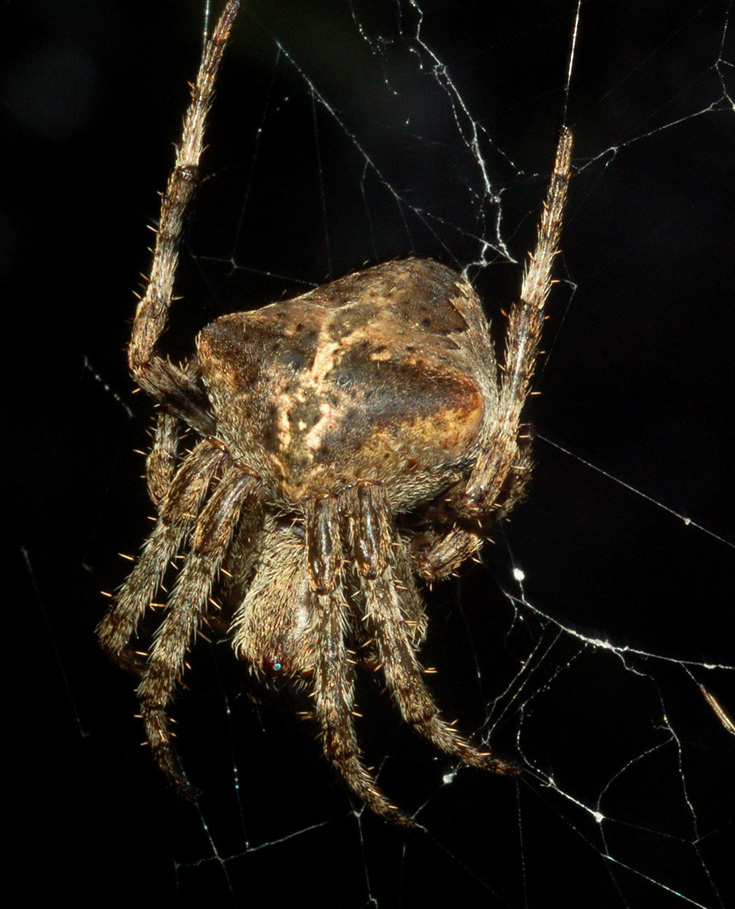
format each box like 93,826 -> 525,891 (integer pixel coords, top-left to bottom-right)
98,0 -> 572,828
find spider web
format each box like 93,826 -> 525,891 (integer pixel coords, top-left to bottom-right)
9,1 -> 735,906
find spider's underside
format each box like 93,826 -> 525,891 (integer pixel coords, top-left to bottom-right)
97,0 -> 572,828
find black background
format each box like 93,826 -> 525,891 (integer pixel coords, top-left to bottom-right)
5,1 -> 735,906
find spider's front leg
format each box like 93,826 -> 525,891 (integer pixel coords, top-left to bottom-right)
305,494 -> 417,827
445,127 -> 573,524
126,1 -> 240,434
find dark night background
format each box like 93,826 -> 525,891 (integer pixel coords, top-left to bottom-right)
5,1 -> 734,906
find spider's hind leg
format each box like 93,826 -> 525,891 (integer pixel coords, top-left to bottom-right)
348,482 -> 518,777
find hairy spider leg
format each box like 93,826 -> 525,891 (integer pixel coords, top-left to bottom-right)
410,525 -> 485,582
447,127 -> 573,521
126,0 -> 241,435
306,495 -> 419,827
137,464 -> 261,798
349,482 -> 518,774
97,438 -> 227,668
146,410 -> 181,506
401,131 -> 571,581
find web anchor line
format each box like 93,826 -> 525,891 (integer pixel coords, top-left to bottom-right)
536,433 -> 734,550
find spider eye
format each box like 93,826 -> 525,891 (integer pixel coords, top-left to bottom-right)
264,655 -> 286,675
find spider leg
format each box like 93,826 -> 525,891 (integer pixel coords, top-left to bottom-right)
137,462 -> 260,797
411,442 -> 533,581
349,482 -> 517,775
306,495 -> 419,828
127,1 -> 241,432
447,128 -> 572,521
410,526 -> 485,583
97,438 -> 227,669
146,410 -> 181,507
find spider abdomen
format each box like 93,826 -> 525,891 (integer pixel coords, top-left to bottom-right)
198,259 -> 494,508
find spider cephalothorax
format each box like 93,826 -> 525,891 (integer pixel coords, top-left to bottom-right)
98,0 -> 572,827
